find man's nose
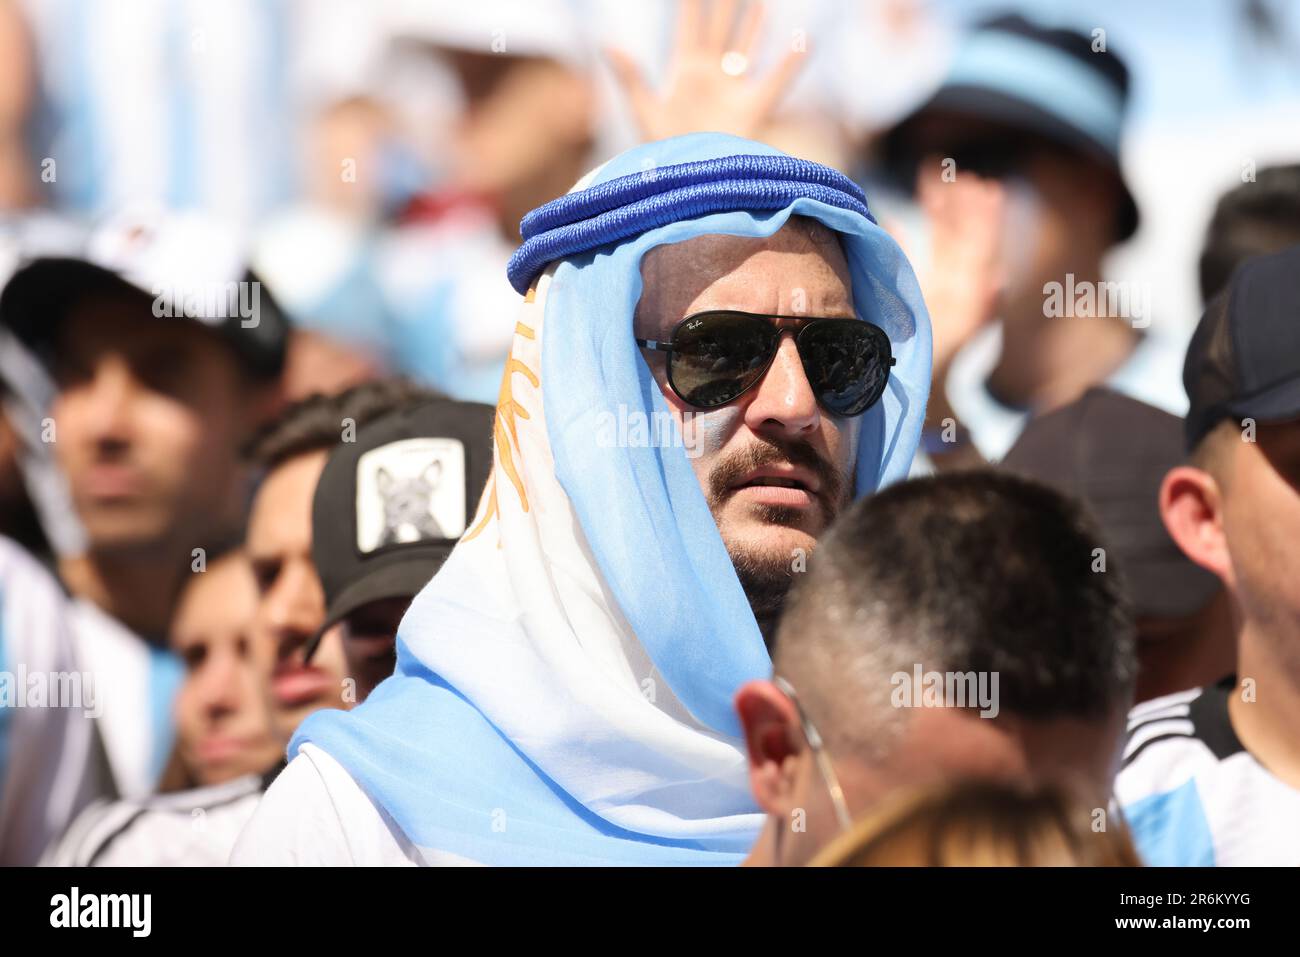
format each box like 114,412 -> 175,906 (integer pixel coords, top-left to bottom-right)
260,565 -> 325,655
81,358 -> 136,447
196,651 -> 241,721
742,333 -> 820,438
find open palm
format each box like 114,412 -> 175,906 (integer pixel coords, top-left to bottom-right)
607,0 -> 806,143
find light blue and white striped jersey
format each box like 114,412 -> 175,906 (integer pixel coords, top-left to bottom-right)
1116,676 -> 1300,866
0,535 -> 184,864
19,0 -> 298,226
0,537 -> 103,865
44,769 -> 269,866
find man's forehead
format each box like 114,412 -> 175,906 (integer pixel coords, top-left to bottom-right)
248,451 -> 326,538
642,219 -> 846,269
636,222 -> 855,322
61,290 -> 215,354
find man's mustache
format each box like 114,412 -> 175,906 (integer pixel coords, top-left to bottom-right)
707,436 -> 847,512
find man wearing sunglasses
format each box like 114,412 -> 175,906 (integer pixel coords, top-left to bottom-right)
235,133 -> 931,866
632,217 -> 897,640
881,15 -> 1187,471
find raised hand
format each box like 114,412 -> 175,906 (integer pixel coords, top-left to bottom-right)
914,156 -> 1006,377
606,0 -> 806,143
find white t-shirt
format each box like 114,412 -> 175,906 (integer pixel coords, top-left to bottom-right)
230,743 -> 478,866
43,773 -> 265,867
0,535 -> 184,864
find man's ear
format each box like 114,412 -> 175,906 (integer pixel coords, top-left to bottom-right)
1160,465 -> 1233,584
734,680 -> 804,815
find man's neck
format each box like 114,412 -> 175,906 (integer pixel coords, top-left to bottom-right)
990,266 -> 1139,412
742,818 -> 780,867
1228,617 -> 1300,790
59,550 -> 188,644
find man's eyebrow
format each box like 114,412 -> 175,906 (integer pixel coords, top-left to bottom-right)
676,305 -> 860,319
820,303 -> 858,318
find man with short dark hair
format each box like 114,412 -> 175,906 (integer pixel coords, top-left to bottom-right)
739,470 -> 1136,866
243,379 -> 440,747
882,15 -> 1185,468
1120,244 -> 1300,865
2,212 -> 289,641
0,211 -> 289,856
1199,164 -> 1300,304
304,397 -> 494,702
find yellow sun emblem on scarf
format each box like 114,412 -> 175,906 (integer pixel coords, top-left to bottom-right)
464,319 -> 538,543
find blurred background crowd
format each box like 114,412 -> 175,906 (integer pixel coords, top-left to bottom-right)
0,0 -> 1296,406
1,0 -> 1299,868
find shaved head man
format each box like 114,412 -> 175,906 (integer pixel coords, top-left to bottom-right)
739,470 -> 1137,866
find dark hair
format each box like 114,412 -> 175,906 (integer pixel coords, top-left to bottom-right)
246,378 -> 443,470
1199,164 -> 1300,303
774,470 -> 1136,743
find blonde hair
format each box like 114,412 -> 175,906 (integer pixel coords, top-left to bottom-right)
809,779 -> 1141,867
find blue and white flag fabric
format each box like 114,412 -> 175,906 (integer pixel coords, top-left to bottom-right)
291,133 -> 933,865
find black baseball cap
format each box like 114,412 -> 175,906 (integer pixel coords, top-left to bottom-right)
1183,243 -> 1300,451
304,397 -> 495,660
1002,387 -> 1220,621
0,209 -> 288,380
882,13 -> 1140,241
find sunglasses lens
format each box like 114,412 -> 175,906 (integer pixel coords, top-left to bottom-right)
670,314 -> 776,408
800,321 -> 891,416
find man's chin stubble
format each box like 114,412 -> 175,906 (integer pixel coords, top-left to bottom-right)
704,434 -> 852,639
729,543 -> 794,639
723,503 -> 833,644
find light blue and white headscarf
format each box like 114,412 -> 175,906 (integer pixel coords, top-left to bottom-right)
292,133 -> 932,865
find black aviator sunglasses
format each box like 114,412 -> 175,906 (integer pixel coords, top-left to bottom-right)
635,310 -> 895,417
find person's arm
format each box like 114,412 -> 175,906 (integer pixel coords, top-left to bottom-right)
909,159 -> 1006,470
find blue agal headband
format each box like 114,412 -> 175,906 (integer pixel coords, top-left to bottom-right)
506,154 -> 877,295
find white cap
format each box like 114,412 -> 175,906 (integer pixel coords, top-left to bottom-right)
1,207 -> 289,378
80,207 -> 251,324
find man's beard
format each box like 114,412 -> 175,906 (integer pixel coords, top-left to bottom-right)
707,436 -> 850,637
728,543 -> 798,637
